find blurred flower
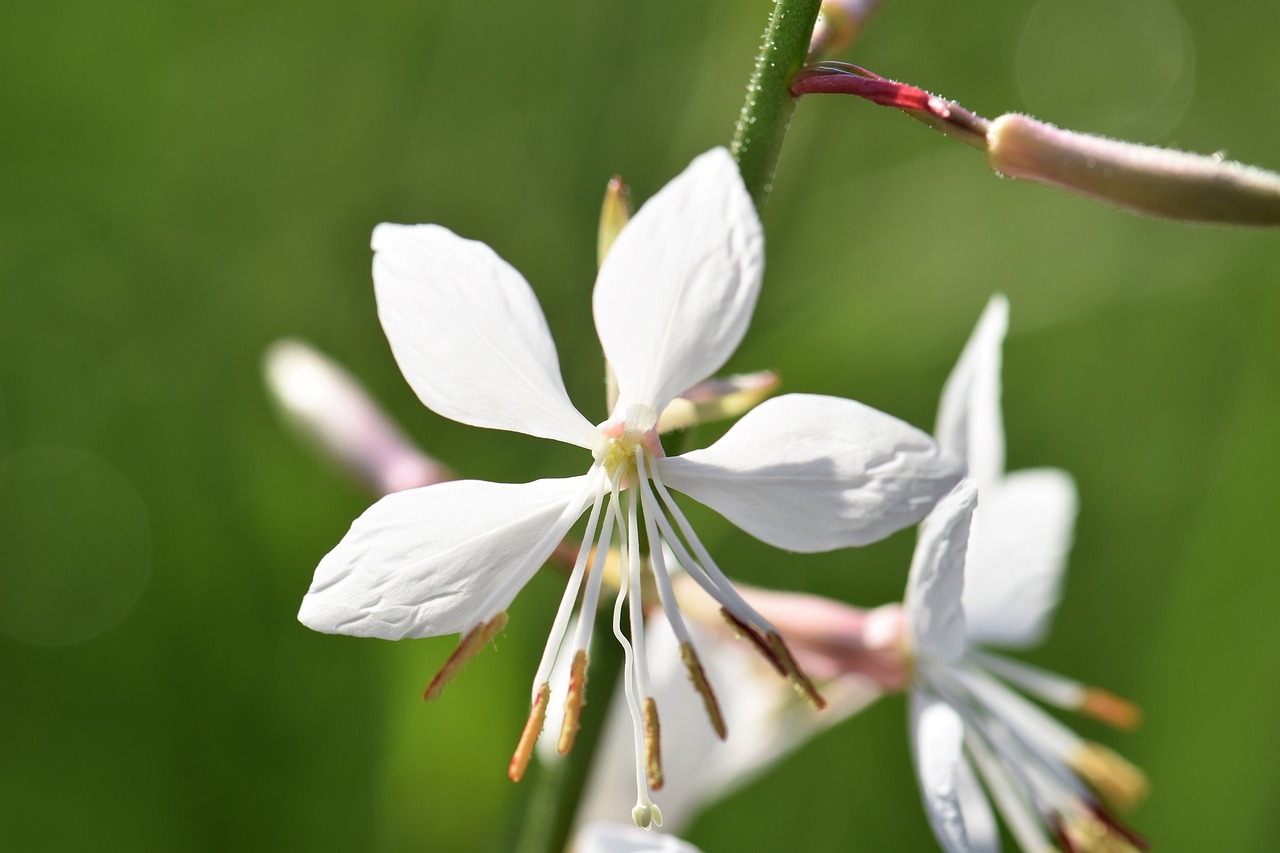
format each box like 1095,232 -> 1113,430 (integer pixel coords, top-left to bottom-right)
903,298 -> 1147,852
808,0 -> 887,60
298,147 -> 963,828
263,339 -> 453,495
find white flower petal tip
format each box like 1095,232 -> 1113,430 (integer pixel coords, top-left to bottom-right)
655,369 -> 780,434
905,481 -> 977,665
298,476 -> 590,640
594,147 -> 764,415
371,223 -> 600,449
936,295 -> 1008,486
660,394 -> 965,552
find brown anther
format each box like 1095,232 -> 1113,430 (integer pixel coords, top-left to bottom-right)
1080,688 -> 1142,731
680,642 -> 727,740
508,682 -> 551,783
765,632 -> 828,710
423,611 -> 509,701
1071,743 -> 1149,814
1087,803 -> 1150,851
557,650 -> 589,754
719,607 -> 786,676
642,697 -> 664,791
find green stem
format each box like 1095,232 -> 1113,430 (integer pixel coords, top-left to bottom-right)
510,615 -> 626,853
731,0 -> 825,209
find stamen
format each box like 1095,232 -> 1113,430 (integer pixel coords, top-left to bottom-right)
470,464 -> 604,623
1086,803 -> 1150,851
568,492 -> 621,660
423,611 -> 509,701
765,631 -> 828,710
1070,743 -> 1149,814
643,697 -> 664,790
720,606 -> 786,676
1080,688 -> 1143,732
647,466 -> 781,638
680,641 -> 727,740
557,650 -> 589,754
635,451 -> 727,740
508,682 -> 550,783
532,478 -> 610,690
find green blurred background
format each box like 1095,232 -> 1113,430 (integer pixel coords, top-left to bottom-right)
2,0 -> 1278,849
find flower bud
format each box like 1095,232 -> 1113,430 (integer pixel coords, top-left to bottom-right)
987,113 -> 1280,225
263,339 -> 452,496
808,0 -> 887,60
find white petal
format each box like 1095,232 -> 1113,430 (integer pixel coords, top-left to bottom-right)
575,823 -> 704,853
593,148 -> 764,414
299,476 -> 591,639
936,295 -> 1008,486
963,469 -> 1078,648
658,394 -> 964,552
372,223 -> 600,449
955,750 -> 1001,853
905,482 -> 977,664
911,690 -> 997,853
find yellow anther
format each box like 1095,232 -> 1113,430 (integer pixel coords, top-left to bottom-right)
680,641 -> 727,740
557,650 -> 590,754
643,697 -> 664,791
1080,687 -> 1142,731
1070,742 -> 1150,814
508,682 -> 551,783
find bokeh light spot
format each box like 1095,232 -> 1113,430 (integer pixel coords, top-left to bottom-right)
0,447 -> 151,646
1016,0 -> 1195,139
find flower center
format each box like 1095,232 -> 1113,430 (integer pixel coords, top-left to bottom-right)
594,403 -> 664,486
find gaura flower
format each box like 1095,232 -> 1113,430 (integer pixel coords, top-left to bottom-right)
903,297 -> 1148,852
298,148 -> 963,828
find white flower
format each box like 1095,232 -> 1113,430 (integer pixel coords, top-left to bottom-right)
298,147 -> 963,827
905,297 -> 1147,852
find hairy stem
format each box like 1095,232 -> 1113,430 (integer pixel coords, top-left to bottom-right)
731,0 -> 825,209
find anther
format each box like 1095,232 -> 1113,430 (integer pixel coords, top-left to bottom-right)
642,697 -> 664,790
1080,688 -> 1142,731
1070,743 -> 1149,814
680,642 -> 727,740
719,607 -> 786,676
765,632 -> 828,710
557,650 -> 589,754
508,682 -> 551,783
424,611 -> 509,701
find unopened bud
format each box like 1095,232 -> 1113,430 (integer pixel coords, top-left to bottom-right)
808,0 -> 887,60
598,176 -> 634,269
987,113 -> 1280,225
656,370 -> 780,433
263,339 -> 452,496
